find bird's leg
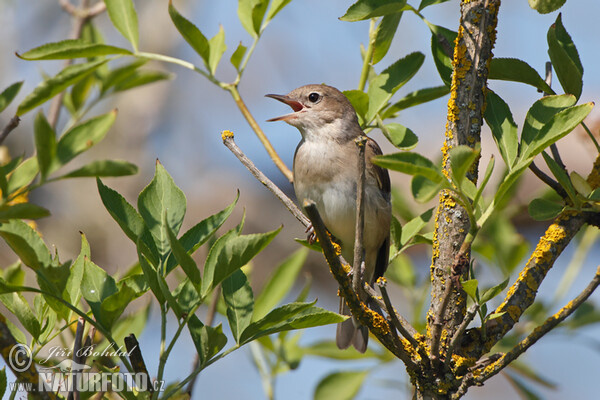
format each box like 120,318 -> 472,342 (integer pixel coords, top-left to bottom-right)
305,224 -> 316,244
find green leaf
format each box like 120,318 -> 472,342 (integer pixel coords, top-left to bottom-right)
522,103 -> 593,160
240,302 -> 344,343
222,269 -> 254,343
168,0 -> 210,65
7,157 -> 38,195
104,0 -> 139,51
0,220 -> 51,270
202,227 -> 281,296
253,248 -> 308,321
340,0 -> 408,22
429,25 -> 456,87
17,58 -> 108,116
484,90 -> 518,169
386,253 -> 416,287
372,13 -> 402,64
97,178 -> 145,242
367,52 -> 425,122
65,233 -> 88,311
461,279 -> 478,301
520,94 -> 576,154
208,25 -> 227,75
383,85 -> 449,118
343,90 -> 369,125
138,161 -> 187,258
112,70 -> 172,92
480,278 -> 509,304
419,0 -> 451,10
547,14 -> 583,99
400,208 -> 433,246
101,59 -> 146,94
314,370 -> 369,400
81,257 -> 118,328
529,0 -> 566,14
188,316 -> 227,366
570,171 -> 591,198
54,110 -> 117,171
166,224 -> 200,285
18,39 -> 131,60
528,198 -> 564,221
265,0 -> 292,22
0,292 -> 40,339
489,58 -> 553,94
411,175 -> 442,203
0,81 -> 23,113
449,145 -> 480,187
541,152 -> 577,203
373,152 -> 443,183
0,203 -> 50,221
165,191 -> 238,273
381,123 -> 418,150
137,245 -> 165,305
230,42 -> 247,71
60,160 -> 138,178
238,0 -> 268,37
70,74 -> 95,113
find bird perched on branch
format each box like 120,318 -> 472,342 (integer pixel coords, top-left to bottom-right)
267,84 -> 391,352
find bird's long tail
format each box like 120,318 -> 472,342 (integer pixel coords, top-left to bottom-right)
336,293 -> 369,353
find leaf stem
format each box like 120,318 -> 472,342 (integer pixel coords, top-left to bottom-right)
357,19 -> 376,92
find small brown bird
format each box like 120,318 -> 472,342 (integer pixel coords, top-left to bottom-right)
267,84 -> 391,352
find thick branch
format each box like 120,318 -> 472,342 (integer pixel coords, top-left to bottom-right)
124,334 -> 154,394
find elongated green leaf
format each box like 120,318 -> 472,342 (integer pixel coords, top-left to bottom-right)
138,161 -> 186,257
18,39 -> 131,60
340,0 -> 408,21
520,94 -> 576,153
238,0 -> 268,37
343,90 -> 369,124
373,152 -> 443,183
528,198 -> 564,221
381,123 -> 418,150
112,70 -> 172,92
429,25 -> 456,87
202,227 -> 281,296
547,14 -> 583,99
17,59 -> 108,116
230,42 -> 247,71
167,224 -> 200,285
165,191 -> 238,273
0,292 -> 40,339
480,278 -> 509,304
523,103 -> 593,159
411,175 -> 442,203
188,316 -> 227,366
373,13 -> 402,64
81,257 -> 119,328
253,248 -> 308,321
383,85 -> 449,118
223,269 -> 254,343
419,0 -> 451,10
304,340 -> 383,360
54,110 -> 117,171
208,25 -> 227,75
101,59 -> 146,94
489,58 -> 553,94
529,0 -> 566,14
104,0 -> 139,51
0,220 -> 51,270
168,1 -> 210,65
0,81 -> 23,113
97,178 -> 145,242
449,145 -> 480,186
33,112 -> 56,180
484,91 -> 518,169
400,208 -> 433,246
137,244 -> 165,304
7,157 -> 38,195
367,52 -> 425,122
0,203 -> 49,220
542,152 -> 577,203
314,370 -> 369,400
461,279 -> 478,301
60,160 -> 138,179
570,171 -> 591,197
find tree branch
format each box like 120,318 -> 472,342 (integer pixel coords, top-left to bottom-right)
125,334 -> 154,394
0,115 -> 20,146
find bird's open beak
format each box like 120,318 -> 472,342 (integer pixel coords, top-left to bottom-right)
265,94 -> 304,122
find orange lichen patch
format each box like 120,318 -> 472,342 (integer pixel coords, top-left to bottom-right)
376,276 -> 387,285
221,130 -> 234,140
368,309 -> 390,335
451,354 -> 476,370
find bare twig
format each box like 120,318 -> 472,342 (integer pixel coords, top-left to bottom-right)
529,161 -> 567,198
444,303 -> 479,370
222,130 -> 310,227
0,115 -> 20,145
352,136 -> 367,294
67,317 -> 86,400
125,334 -> 154,394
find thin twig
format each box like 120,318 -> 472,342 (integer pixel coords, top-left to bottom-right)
125,334 -> 154,394
67,317 -> 85,400
529,161 -> 567,198
444,303 -> 479,370
0,115 -> 20,145
474,265 -> 600,384
362,282 -> 418,337
222,130 -> 309,227
430,282 -> 453,366
352,136 -> 367,294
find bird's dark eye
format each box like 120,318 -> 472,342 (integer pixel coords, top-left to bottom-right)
308,92 -> 320,103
